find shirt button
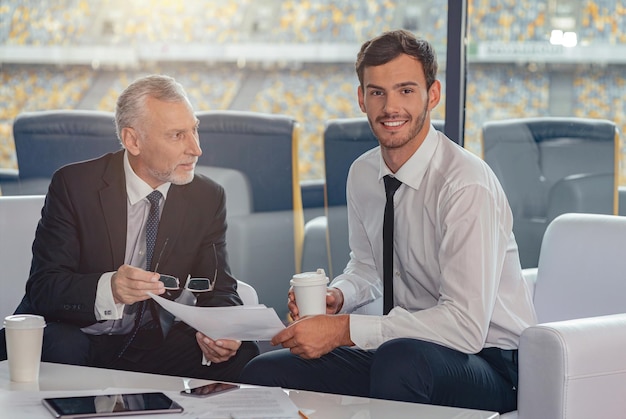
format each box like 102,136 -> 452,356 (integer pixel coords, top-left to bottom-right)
395,271 -> 400,276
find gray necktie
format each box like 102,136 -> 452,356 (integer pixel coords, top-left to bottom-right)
145,190 -> 163,270
117,190 -> 162,359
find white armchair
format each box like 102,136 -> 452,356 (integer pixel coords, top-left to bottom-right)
0,195 -> 46,321
503,213 -> 626,419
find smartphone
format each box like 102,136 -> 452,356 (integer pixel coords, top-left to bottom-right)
42,392 -> 183,418
180,382 -> 240,398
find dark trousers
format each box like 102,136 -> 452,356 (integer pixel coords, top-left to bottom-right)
0,320 -> 259,383
240,338 -> 518,414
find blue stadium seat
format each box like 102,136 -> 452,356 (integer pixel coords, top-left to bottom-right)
7,110 -> 120,195
195,111 -> 303,318
301,117 -> 444,282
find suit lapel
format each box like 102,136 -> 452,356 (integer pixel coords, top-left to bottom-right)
100,151 -> 128,269
95,150 -> 190,272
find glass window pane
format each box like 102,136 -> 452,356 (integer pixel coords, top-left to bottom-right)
466,0 -> 625,183
466,0 -> 625,269
1,1 -> 448,184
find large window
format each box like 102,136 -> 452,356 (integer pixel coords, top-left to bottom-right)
0,0 -> 449,182
466,0 -> 626,184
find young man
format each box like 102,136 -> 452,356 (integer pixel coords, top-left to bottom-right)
1,75 -> 258,381
241,30 -> 536,413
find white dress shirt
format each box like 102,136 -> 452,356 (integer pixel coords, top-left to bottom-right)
81,150 -> 171,335
330,125 -> 537,353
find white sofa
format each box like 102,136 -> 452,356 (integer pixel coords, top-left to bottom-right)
0,195 -> 45,321
302,210 -> 626,417
502,213 -> 626,418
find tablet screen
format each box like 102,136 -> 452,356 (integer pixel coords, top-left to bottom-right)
42,392 -> 183,418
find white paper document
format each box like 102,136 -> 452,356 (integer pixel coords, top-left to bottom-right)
188,387 -> 302,419
149,293 -> 286,340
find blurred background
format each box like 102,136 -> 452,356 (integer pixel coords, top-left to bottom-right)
1,0 -> 624,183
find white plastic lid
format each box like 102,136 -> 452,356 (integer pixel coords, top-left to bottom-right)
291,268 -> 329,286
3,314 -> 46,329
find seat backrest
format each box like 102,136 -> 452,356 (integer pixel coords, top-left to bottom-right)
324,118 -> 380,208
322,117 -> 444,278
482,117 -> 618,269
323,118 -> 377,277
12,110 -> 121,191
0,195 -> 46,321
482,117 -> 617,220
533,213 -> 626,323
193,165 -> 252,217
324,118 -> 445,207
195,111 -> 303,318
195,110 -> 300,214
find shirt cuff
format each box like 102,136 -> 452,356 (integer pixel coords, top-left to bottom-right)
330,279 -> 357,313
94,272 -> 125,320
349,314 -> 383,350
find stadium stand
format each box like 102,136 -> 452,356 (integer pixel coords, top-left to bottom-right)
1,0 -> 626,187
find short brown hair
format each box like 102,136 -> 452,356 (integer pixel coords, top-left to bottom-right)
356,29 -> 438,90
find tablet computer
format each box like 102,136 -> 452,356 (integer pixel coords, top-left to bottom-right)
42,392 -> 183,418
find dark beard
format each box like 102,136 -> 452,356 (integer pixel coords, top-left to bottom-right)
373,104 -> 429,150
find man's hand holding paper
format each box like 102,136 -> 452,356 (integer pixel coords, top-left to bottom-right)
149,293 -> 286,341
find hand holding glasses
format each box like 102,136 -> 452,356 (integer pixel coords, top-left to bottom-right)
154,241 -> 218,293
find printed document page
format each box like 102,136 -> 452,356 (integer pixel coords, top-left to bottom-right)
149,293 -> 286,340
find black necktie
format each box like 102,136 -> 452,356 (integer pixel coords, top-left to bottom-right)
383,175 -> 402,315
117,190 -> 162,359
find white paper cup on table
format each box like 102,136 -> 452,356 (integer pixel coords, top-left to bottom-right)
290,268 -> 329,316
4,314 -> 46,382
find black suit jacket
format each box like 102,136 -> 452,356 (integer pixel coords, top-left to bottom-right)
24,150 -> 242,327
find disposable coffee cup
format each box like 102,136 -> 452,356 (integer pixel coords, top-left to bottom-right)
4,314 -> 46,382
290,268 -> 329,316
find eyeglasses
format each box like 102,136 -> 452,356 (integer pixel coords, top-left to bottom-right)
155,242 -> 218,292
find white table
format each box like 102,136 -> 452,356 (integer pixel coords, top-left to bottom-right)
0,361 -> 499,418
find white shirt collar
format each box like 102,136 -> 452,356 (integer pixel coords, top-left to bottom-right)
378,123 -> 439,190
123,150 -> 171,205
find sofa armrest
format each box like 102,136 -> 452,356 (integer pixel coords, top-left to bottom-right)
225,210 -> 296,321
301,216 -> 330,273
194,165 -> 252,217
547,172 -> 614,222
517,313 -> 626,419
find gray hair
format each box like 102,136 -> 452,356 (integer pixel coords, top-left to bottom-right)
115,74 -> 190,142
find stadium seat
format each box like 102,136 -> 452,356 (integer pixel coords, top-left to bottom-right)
7,108 -> 301,318
195,110 -> 303,319
482,117 -> 618,269
7,110 -> 121,195
300,117 -> 444,297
